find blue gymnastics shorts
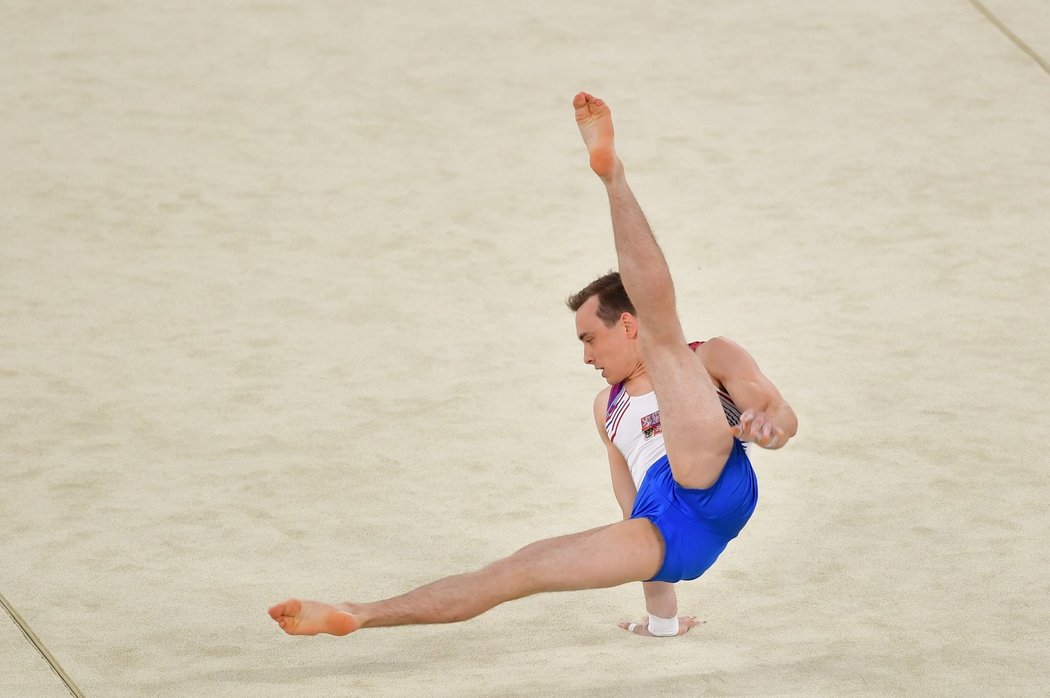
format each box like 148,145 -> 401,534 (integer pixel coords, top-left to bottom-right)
630,439 -> 758,583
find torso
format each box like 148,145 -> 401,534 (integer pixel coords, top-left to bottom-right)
603,341 -> 743,489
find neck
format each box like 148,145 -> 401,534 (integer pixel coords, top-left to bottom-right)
622,362 -> 650,394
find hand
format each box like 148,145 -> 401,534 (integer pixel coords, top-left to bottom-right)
618,615 -> 704,637
729,408 -> 786,449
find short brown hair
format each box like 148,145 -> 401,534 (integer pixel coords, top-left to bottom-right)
566,271 -> 636,326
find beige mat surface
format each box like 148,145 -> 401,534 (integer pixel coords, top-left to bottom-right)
0,602 -> 72,698
978,0 -> 1050,65
2,1 -> 1048,696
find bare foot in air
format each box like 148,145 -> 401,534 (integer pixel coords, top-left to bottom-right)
268,598 -> 360,636
618,615 -> 704,637
573,92 -> 621,181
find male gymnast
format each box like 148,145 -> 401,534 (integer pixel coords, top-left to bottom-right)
268,92 -> 798,638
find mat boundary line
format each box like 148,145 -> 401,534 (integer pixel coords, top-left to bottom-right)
967,0 -> 1050,76
0,590 -> 85,698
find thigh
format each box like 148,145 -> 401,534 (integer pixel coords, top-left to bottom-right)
497,518 -> 666,597
638,333 -> 734,489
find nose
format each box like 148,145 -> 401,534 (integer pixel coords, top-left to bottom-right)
583,348 -> 594,365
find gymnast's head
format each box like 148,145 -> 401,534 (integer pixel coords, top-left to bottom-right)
567,271 -> 642,385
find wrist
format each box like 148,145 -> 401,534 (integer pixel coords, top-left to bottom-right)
647,614 -> 679,637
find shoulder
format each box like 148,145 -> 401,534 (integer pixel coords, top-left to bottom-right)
694,336 -> 742,356
694,336 -> 756,378
592,385 -> 613,415
591,386 -> 614,438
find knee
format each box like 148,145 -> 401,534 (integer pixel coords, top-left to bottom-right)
477,553 -> 540,600
637,324 -> 687,351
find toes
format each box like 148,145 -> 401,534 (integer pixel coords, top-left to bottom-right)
573,91 -> 605,113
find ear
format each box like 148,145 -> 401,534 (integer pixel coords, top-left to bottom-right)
620,312 -> 639,339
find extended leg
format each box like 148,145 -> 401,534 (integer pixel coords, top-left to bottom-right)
574,92 -> 734,489
269,518 -> 664,635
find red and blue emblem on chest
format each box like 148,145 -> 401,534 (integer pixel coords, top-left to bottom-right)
641,411 -> 662,439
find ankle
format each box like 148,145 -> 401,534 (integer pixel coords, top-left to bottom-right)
600,161 -> 627,186
338,601 -> 370,625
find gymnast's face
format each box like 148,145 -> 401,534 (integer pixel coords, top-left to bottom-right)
575,295 -> 639,385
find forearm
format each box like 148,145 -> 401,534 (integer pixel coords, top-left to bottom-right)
642,581 -> 677,618
704,337 -> 798,447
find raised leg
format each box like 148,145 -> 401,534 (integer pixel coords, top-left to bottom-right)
269,518 -> 664,635
574,92 -> 734,489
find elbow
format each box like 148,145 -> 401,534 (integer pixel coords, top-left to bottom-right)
773,402 -> 798,439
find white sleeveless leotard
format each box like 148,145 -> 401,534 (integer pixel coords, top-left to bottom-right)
604,342 -> 743,489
